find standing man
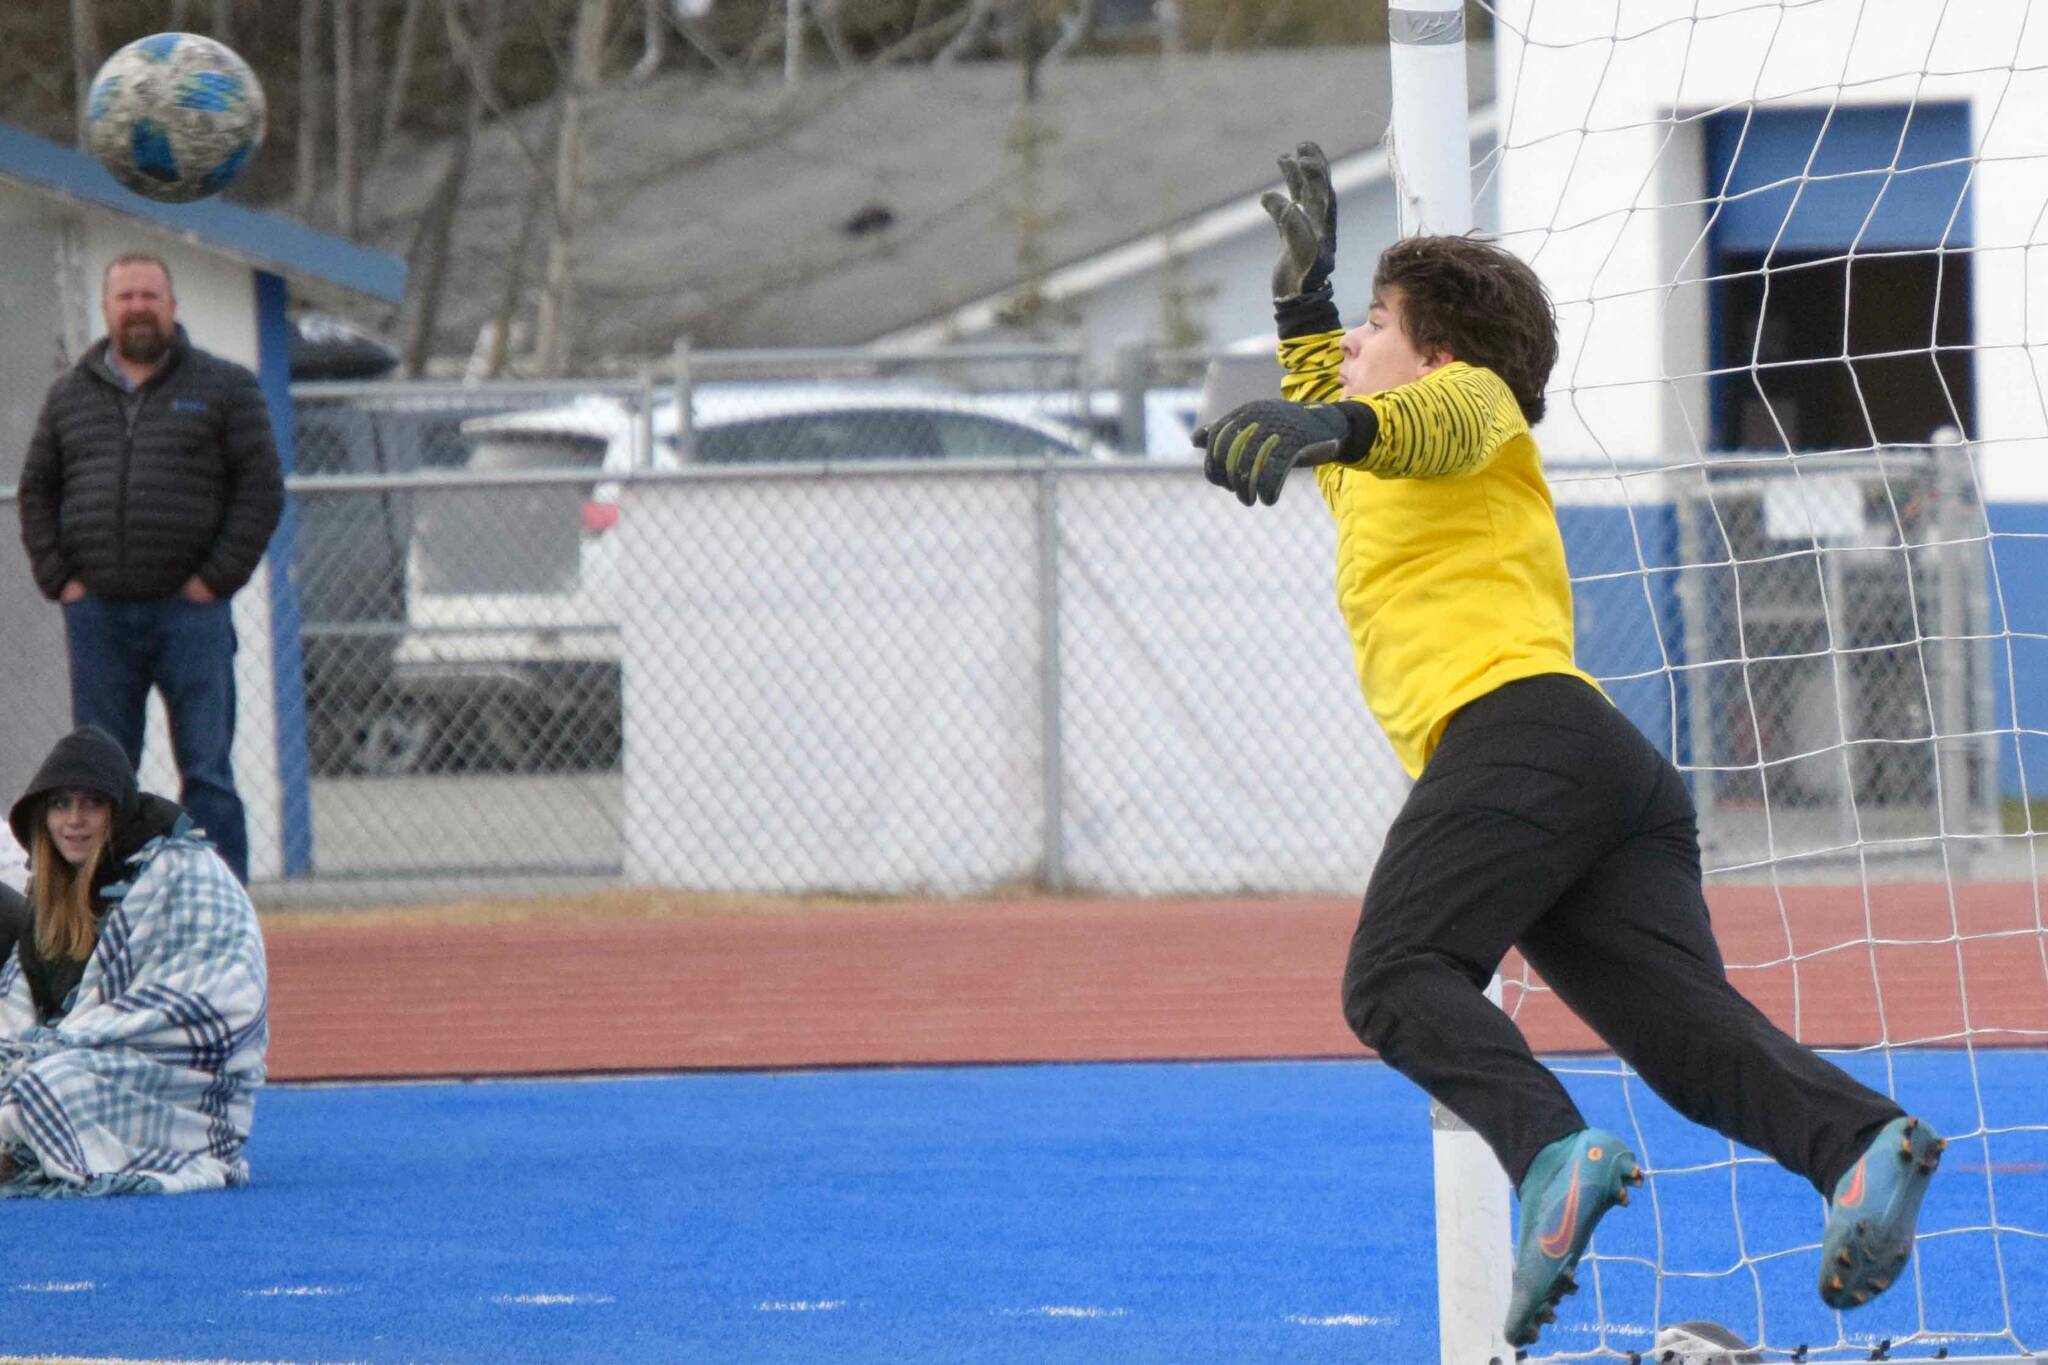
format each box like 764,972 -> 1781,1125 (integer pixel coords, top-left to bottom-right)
17,253 -> 283,884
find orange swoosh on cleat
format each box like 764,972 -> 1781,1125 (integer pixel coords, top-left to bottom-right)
1537,1169 -> 1582,1259
1839,1158 -> 1866,1209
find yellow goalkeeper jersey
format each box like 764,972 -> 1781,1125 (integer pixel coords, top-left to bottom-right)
1279,335 -> 1599,778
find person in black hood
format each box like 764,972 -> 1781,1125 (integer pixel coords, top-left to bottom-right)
8,725 -> 184,1022
0,724 -> 267,1196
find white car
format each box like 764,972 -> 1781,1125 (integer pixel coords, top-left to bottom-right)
387,388 -> 1096,770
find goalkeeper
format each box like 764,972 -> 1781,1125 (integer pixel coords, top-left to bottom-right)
1196,142 -> 1943,1350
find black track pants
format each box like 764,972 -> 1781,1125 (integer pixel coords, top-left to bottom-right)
1340,673 -> 1902,1192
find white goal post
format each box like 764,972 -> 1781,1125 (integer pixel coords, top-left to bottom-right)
1388,8 -> 1518,1365
1396,2 -> 2048,1362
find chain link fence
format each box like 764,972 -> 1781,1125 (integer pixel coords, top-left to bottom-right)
281,347 -> 1224,886
291,349 -> 1104,790
3,348 -> 2011,894
1672,444 -> 2003,867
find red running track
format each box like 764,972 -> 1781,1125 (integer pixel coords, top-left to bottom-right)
259,880 -> 2048,1082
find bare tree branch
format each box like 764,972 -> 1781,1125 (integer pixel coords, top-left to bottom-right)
354,0 -> 387,164
380,0 -> 429,147
671,5 -> 743,78
783,0 -> 804,83
813,0 -> 854,69
534,0 -> 613,376
872,3 -> 975,64
483,98 -> 560,377
444,0 -> 561,179
444,1 -> 499,99
471,0 -> 599,368
631,0 -> 669,79
69,0 -> 98,148
1048,0 -> 1096,57
403,0 -> 509,377
334,0 -> 360,236
294,0 -> 324,219
934,0 -> 999,64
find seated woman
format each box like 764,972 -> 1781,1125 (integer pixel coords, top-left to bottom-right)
0,725 -> 267,1196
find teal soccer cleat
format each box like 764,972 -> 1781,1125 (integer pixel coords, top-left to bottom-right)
1819,1115 -> 1943,1310
1504,1128 -> 1643,1348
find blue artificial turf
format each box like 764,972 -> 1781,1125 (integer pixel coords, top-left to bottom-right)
0,1052 -> 2039,1363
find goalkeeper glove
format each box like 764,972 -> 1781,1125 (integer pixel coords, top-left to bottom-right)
1263,141 -> 1337,309
1193,399 -> 1377,507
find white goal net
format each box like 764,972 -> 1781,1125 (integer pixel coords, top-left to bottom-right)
1434,1 -> 2048,1360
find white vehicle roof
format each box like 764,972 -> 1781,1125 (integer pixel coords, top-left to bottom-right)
458,384 -> 1101,466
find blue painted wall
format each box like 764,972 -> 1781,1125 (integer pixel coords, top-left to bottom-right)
1559,504 -> 1687,764
1704,103 -> 1974,253
1560,498 -> 2048,803
1987,502 -> 2048,806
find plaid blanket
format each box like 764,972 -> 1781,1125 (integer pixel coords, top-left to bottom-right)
0,823 -> 267,1197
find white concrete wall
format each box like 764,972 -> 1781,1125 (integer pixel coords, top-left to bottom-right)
1491,0 -> 2048,500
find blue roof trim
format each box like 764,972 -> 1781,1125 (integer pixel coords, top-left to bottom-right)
1704,103 -> 1973,254
0,121 -> 404,303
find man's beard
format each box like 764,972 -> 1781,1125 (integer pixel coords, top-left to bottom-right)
116,318 -> 169,365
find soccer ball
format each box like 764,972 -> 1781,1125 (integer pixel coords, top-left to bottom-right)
85,33 -> 266,204
1652,1321 -> 1763,1365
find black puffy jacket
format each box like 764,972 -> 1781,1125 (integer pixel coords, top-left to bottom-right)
17,327 -> 284,602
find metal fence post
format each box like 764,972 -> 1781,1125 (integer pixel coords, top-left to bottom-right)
1114,340 -> 1151,456
1037,463 -> 1066,889
1071,347 -> 1094,460
636,368 -> 655,471
671,337 -> 696,462
1931,427 -> 1977,845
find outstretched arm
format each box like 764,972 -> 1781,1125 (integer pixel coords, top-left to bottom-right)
1348,361 -> 1528,480
1195,140 -> 1350,502
1262,140 -> 1348,404
1198,362 -> 1526,505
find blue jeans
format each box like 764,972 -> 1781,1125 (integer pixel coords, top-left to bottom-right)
62,594 -> 247,883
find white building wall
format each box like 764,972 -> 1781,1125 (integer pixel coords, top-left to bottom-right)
1491,0 -> 2048,499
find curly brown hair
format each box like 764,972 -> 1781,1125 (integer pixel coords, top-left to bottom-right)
1372,235 -> 1558,425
